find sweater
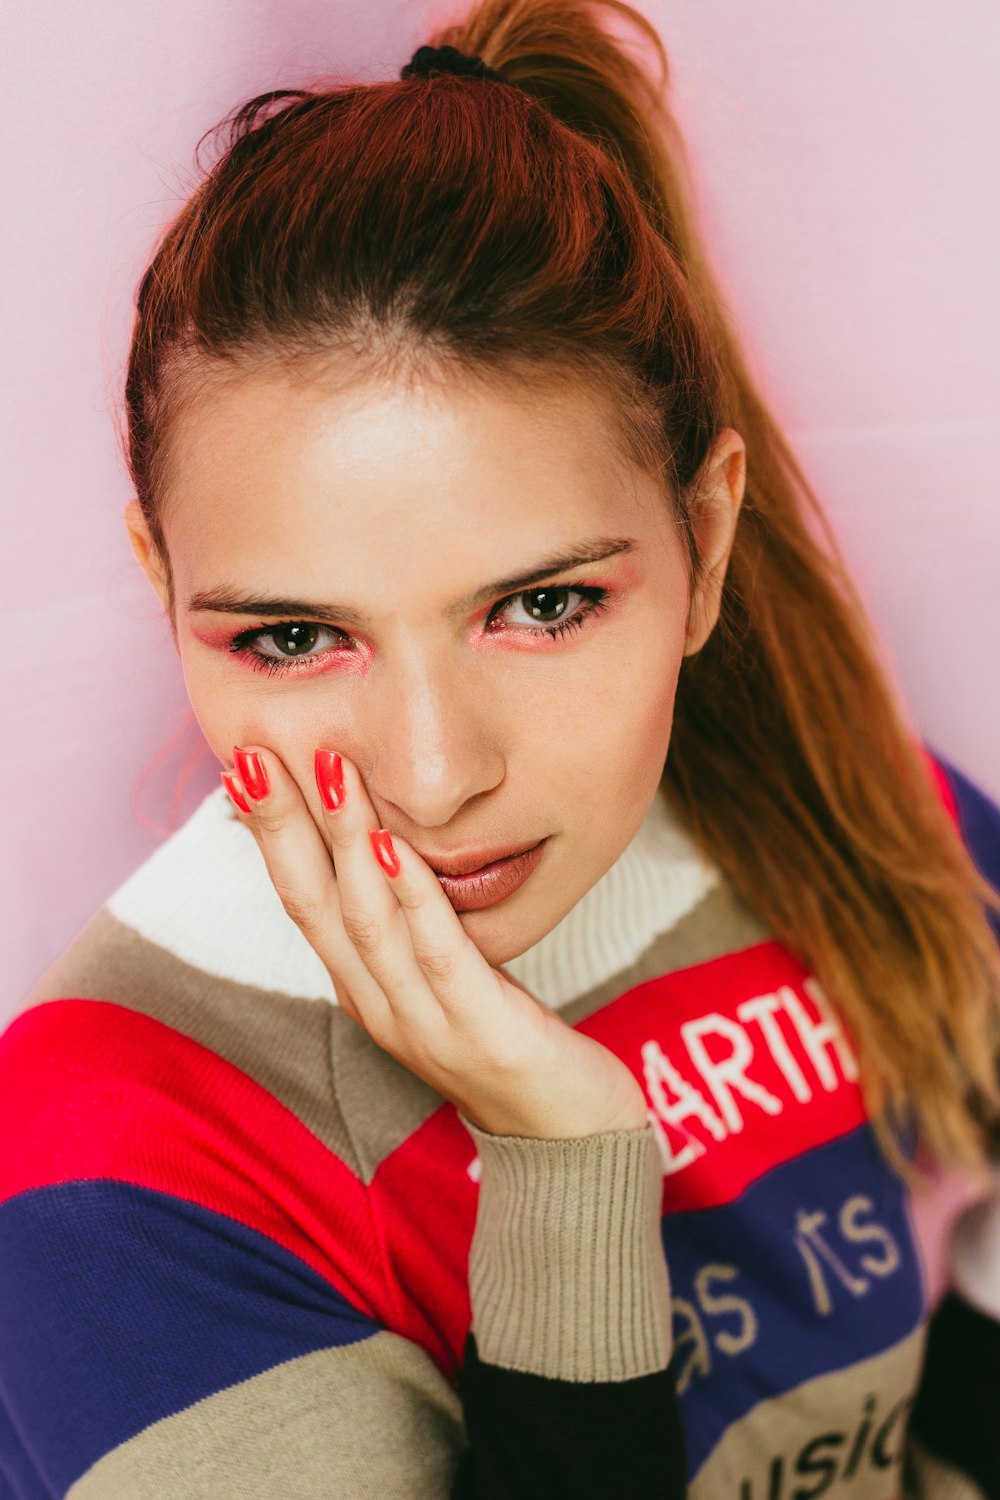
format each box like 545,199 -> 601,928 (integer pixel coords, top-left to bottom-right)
1,745 -> 999,1499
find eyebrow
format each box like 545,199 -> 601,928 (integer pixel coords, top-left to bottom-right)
186,536 -> 638,628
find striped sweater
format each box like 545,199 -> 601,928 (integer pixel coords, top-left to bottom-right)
2,746 -> 999,1498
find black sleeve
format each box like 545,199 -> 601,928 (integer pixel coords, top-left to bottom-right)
907,1291 -> 1000,1495
450,1332 -> 687,1498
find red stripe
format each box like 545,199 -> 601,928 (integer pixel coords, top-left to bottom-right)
369,1104 -> 479,1381
0,999 -> 424,1350
577,941 -> 869,1212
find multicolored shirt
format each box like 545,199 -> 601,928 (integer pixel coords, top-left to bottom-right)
1,744 -> 998,1498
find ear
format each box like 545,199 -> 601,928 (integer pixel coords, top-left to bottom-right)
682,428 -> 746,658
123,498 -> 171,613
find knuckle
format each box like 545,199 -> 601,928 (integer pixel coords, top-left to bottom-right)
273,883 -> 323,933
412,941 -> 458,983
332,985 -> 360,1023
324,819 -> 353,850
340,905 -> 383,953
253,804 -> 291,837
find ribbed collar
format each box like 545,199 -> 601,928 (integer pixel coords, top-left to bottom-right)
107,782 -> 720,1010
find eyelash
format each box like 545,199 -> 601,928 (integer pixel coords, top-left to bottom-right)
226,585 -> 613,677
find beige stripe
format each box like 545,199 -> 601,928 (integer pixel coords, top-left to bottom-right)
462,1117 -> 672,1381
67,1330 -> 466,1500
329,1006 -> 451,1182
24,908 -> 365,1169
24,907 -> 442,1182
688,1325 -> 926,1498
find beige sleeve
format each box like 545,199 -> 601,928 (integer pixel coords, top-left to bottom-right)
458,1117 -> 672,1382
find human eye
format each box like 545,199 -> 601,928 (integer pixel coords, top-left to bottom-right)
487,584 -> 612,641
226,621 -> 347,676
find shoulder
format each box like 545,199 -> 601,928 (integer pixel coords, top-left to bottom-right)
0,988 -> 379,1288
921,742 -> 1000,940
924,745 -> 1000,880
0,812 -> 387,1317
5,777 -> 456,1193
5,784 -> 357,1184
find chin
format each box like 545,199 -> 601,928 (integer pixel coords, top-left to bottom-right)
457,906 -> 540,965
475,888 -> 575,962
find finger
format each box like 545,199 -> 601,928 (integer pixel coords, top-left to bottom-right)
364,823 -> 513,1040
221,769 -> 253,816
231,748 -> 341,938
313,749 -> 414,962
223,749 -> 392,1033
313,749 -> 449,1038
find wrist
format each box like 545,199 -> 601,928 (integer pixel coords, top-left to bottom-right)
460,1105 -> 651,1140
460,1117 -> 671,1379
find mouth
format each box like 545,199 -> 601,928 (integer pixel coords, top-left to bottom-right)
432,839 -> 548,911
424,839 -> 544,877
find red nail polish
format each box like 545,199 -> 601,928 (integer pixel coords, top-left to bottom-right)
233,748 -> 269,801
370,829 -> 400,877
315,750 -> 346,811
221,770 -> 252,815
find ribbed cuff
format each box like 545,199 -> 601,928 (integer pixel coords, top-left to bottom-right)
458,1116 -> 672,1383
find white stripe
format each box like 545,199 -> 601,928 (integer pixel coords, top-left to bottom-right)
107,783 -> 718,1007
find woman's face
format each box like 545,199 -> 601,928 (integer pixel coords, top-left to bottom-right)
125,363 -> 744,966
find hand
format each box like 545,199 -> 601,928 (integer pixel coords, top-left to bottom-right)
221,744 -> 650,1141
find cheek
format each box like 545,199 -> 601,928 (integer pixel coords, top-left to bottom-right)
540,627 -> 682,796
177,653 -> 273,767
180,658 -> 356,794
588,617 -> 684,780
186,700 -> 237,768
621,658 -> 681,768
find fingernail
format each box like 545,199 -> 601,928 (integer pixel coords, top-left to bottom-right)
315,750 -> 346,811
233,747 -> 269,801
221,770 -> 252,815
370,829 -> 400,877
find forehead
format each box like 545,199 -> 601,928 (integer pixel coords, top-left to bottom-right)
158,360 -> 668,601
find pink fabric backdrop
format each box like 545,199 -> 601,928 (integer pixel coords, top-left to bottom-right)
4,0 -> 998,1027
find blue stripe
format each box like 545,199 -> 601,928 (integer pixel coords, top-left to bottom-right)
0,1179 -> 382,1499
662,1123 -> 925,1476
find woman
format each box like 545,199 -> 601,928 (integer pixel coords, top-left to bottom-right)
2,1 -> 1000,1495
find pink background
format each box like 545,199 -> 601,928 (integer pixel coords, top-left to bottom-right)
4,0 -> 999,1025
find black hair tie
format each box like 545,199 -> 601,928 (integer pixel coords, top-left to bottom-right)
400,43 -> 506,83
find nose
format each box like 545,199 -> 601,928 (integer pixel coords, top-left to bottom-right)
359,652 -> 505,828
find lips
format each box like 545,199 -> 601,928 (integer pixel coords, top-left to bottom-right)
420,841 -> 543,877
433,841 -> 548,912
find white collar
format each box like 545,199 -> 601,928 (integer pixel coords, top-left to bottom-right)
107,782 -> 719,1008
